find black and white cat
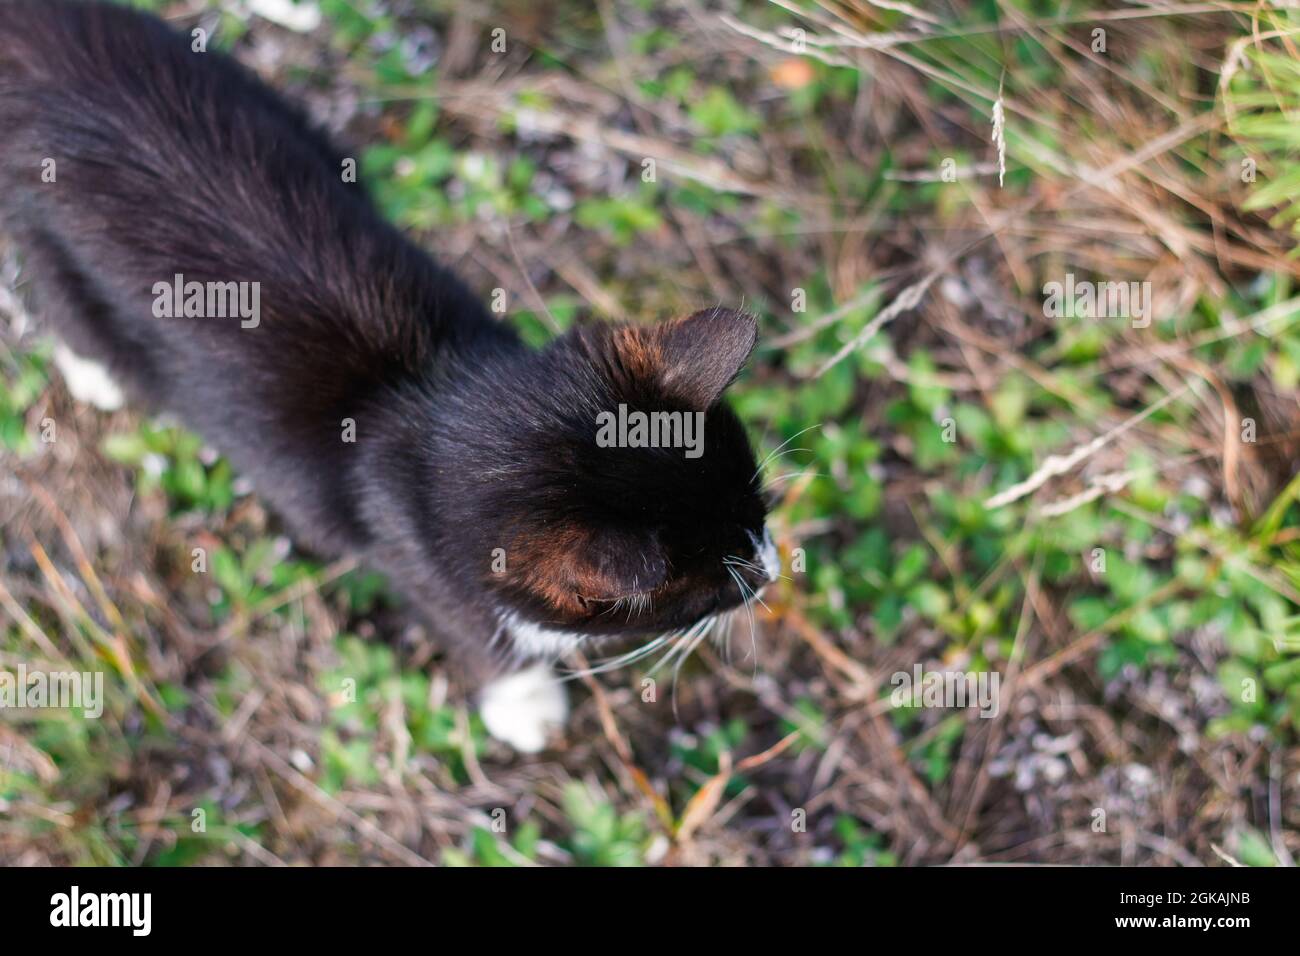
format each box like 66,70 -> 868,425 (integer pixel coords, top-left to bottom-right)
0,0 -> 778,751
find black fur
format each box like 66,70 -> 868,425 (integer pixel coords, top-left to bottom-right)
0,0 -> 771,684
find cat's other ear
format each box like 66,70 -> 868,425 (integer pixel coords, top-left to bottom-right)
656,307 -> 758,409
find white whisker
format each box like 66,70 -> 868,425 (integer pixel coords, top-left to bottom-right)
765,470 -> 828,485
753,423 -> 822,480
729,563 -> 760,674
560,635 -> 672,680
667,616 -> 717,717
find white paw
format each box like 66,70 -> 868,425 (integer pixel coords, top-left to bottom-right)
479,664 -> 568,754
53,344 -> 124,411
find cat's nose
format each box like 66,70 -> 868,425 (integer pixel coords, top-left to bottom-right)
750,527 -> 781,585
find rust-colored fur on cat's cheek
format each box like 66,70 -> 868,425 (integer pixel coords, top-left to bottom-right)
502,524 -> 667,621
501,527 -> 617,617
501,527 -> 585,615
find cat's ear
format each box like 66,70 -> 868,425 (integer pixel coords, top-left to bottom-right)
561,526 -> 668,606
655,307 -> 758,408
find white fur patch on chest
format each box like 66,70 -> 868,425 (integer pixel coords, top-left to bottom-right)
499,610 -> 588,662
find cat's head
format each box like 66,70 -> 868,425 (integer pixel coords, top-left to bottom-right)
470,307 -> 776,642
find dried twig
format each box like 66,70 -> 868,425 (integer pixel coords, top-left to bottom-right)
984,386 -> 1191,510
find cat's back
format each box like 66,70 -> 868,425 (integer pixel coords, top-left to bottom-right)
0,0 -> 493,374
0,0 -> 344,168
0,0 -> 357,265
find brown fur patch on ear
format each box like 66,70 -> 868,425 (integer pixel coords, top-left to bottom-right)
609,325 -> 664,384
592,310 -> 756,407
573,323 -> 665,396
